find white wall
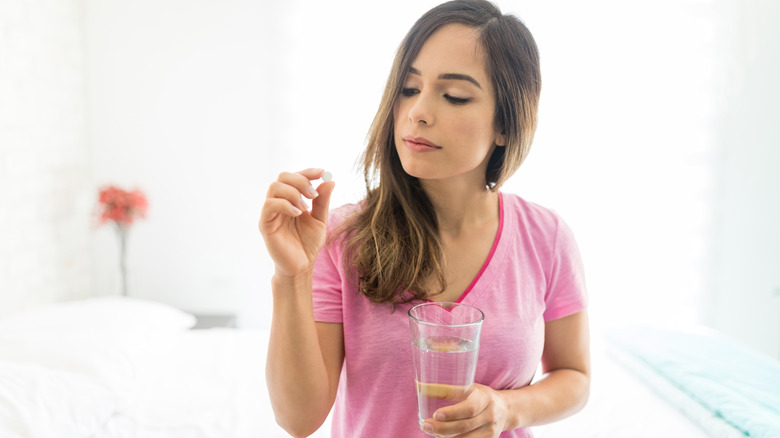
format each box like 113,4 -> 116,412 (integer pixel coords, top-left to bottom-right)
0,0 -> 93,317
84,0 -> 275,319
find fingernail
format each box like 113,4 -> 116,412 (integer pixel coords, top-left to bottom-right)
434,412 -> 446,421
423,423 -> 433,433
305,186 -> 319,198
298,198 -> 309,211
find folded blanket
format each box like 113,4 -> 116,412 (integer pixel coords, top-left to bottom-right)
606,325 -> 780,438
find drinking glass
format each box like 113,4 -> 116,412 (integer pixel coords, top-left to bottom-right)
409,302 -> 484,436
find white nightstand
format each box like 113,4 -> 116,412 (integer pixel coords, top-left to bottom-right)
191,314 -> 237,329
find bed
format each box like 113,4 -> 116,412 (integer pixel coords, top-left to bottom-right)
0,297 -> 303,438
0,297 -> 776,437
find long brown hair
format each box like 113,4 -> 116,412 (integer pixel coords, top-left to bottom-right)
337,0 -> 541,306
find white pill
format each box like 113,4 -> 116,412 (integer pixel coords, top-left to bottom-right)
322,171 -> 333,182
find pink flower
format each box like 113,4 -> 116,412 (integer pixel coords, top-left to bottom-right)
97,185 -> 148,226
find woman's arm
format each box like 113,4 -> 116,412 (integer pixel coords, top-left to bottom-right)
259,169 -> 344,437
266,274 -> 345,437
507,309 -> 591,427
422,310 -> 590,437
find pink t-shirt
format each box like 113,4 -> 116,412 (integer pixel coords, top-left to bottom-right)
312,192 -> 587,438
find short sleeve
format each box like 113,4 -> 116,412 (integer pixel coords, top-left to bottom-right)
312,238 -> 345,323
543,216 -> 588,321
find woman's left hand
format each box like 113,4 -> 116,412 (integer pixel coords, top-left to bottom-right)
421,383 -> 511,438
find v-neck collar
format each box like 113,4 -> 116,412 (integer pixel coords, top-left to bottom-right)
427,192 -> 505,304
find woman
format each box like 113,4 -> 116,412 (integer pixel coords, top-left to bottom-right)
259,1 -> 590,437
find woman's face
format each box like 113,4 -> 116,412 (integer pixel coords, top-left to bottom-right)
393,23 -> 505,186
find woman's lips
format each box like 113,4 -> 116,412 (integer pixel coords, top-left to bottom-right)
403,136 -> 442,152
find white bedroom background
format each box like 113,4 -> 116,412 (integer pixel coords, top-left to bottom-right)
2,0 -> 778,358
84,0 -> 275,320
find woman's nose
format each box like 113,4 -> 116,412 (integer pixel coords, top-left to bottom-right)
407,94 -> 433,126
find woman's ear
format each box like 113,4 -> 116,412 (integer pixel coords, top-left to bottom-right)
495,132 -> 507,147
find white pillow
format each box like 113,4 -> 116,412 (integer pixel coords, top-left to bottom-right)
0,359 -> 119,438
0,296 -> 196,335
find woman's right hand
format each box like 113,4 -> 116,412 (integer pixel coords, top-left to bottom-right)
259,168 -> 335,278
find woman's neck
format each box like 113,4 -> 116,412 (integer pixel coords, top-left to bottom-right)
420,179 -> 500,237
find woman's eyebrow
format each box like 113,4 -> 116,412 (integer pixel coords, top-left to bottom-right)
408,67 -> 482,89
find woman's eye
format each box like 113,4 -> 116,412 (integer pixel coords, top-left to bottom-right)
401,88 -> 419,97
444,94 -> 470,105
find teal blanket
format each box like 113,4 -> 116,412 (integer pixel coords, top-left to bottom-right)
607,326 -> 780,437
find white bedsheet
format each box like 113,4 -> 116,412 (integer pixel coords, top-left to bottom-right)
94,328 -> 318,438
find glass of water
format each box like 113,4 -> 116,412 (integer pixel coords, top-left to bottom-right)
408,302 -> 484,436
